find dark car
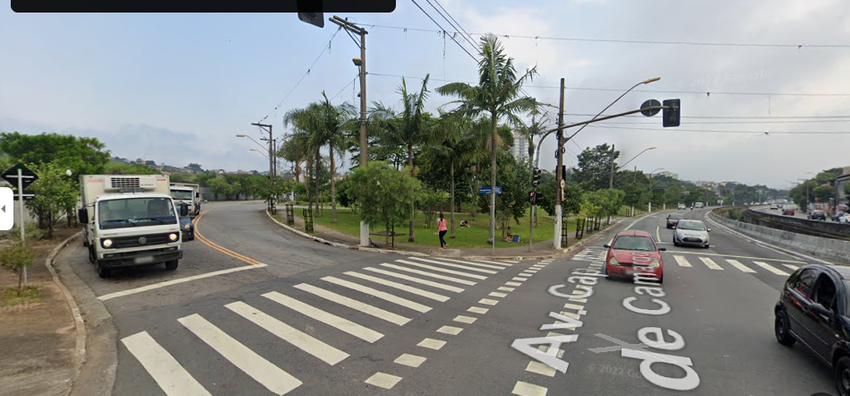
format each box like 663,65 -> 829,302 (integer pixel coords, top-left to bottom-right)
809,210 -> 827,221
666,213 -> 684,229
783,208 -> 795,216
178,203 -> 194,241
775,264 -> 850,396
603,230 -> 666,283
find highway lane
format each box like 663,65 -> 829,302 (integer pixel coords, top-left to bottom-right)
62,202 -> 839,395
478,209 -> 834,396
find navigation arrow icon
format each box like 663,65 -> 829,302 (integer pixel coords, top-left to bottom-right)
1,204 -> 4,213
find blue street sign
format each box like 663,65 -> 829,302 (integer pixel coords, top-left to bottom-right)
479,186 -> 502,195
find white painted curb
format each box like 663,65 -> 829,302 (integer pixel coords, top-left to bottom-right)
43,230 -> 86,394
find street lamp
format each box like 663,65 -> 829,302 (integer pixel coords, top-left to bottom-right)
250,148 -> 269,160
648,167 -> 664,212
620,147 -> 657,169
533,76 -> 661,250
237,134 -> 267,151
330,15 -> 370,247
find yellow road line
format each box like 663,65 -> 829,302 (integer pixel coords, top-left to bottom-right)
193,209 -> 262,266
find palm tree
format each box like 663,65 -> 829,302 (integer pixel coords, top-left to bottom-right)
369,75 -> 431,242
437,36 -> 538,244
425,112 -> 484,239
284,93 -> 355,223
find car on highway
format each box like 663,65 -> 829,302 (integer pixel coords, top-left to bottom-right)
774,264 -> 850,396
673,219 -> 711,248
838,212 -> 850,224
677,203 -> 686,210
809,210 -> 827,221
782,208 -> 795,216
666,213 -> 684,229
603,230 -> 666,283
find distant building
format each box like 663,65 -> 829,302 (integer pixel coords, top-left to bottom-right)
658,171 -> 679,180
510,131 -> 529,162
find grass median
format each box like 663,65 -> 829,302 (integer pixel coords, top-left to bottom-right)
282,206 -> 583,249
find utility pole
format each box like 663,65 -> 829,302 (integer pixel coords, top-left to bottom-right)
330,15 -> 370,247
252,122 -> 274,214
609,144 -> 615,189
554,78 -> 565,250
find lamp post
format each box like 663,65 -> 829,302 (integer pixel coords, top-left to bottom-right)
532,76 -> 660,250
615,146 -> 657,188
330,15 -> 370,247
248,123 -> 275,214
648,167 -> 664,212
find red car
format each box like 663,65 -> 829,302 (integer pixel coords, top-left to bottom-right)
604,230 -> 666,283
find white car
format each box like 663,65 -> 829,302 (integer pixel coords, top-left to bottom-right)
673,219 -> 711,248
839,213 -> 850,224
677,204 -> 686,210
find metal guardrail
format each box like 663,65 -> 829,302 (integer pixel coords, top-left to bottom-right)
742,209 -> 850,241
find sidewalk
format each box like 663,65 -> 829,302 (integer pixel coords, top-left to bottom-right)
0,226 -> 80,396
268,210 -> 625,260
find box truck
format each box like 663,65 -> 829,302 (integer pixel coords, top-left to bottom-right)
78,175 -> 187,278
169,182 -> 201,216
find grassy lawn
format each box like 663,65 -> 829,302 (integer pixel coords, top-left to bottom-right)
291,207 -> 581,249
1,286 -> 41,307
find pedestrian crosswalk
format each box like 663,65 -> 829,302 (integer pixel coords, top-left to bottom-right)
120,256 -> 518,395
670,254 -> 799,276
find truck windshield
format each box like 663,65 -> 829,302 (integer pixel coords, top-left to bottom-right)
99,198 -> 177,229
170,190 -> 194,200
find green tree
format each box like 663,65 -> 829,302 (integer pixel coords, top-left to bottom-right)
436,35 -> 539,245
370,75 -> 432,241
207,177 -> 232,200
1,241 -> 37,294
24,162 -> 78,238
0,132 -> 110,176
574,144 -> 619,191
103,162 -> 158,175
187,163 -> 204,173
475,151 -> 529,240
348,161 -> 422,246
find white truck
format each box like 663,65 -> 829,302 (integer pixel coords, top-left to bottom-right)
694,202 -> 705,209
169,182 -> 201,216
78,174 -> 187,278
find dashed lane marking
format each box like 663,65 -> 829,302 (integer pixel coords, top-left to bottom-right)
478,298 -> 499,306
498,287 -> 516,292
468,306 -> 489,314
394,353 -> 427,368
417,338 -> 447,350
364,372 -> 402,389
699,257 -> 724,270
512,381 -> 548,396
673,255 -> 692,267
436,325 -> 463,335
453,315 -> 477,324
489,292 -> 508,298
525,361 -> 556,377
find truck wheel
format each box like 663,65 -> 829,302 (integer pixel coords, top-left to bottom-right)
165,260 -> 179,271
97,262 -> 111,278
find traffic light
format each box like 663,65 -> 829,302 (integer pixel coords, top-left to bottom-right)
532,168 -> 541,186
662,99 -> 680,127
528,191 -> 537,205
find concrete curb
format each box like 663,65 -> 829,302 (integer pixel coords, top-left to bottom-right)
43,230 -> 86,396
267,209 -> 622,262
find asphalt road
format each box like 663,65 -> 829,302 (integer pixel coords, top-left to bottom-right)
65,202 -> 838,395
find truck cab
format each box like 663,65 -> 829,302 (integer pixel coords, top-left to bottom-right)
79,175 -> 186,278
695,202 -> 705,209
170,182 -> 201,217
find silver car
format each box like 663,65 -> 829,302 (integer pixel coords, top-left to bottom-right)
673,219 -> 711,248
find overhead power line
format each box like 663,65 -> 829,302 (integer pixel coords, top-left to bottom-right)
362,23 -> 850,49
369,72 -> 849,98
258,27 -> 343,123
563,112 -> 850,119
409,0 -> 478,62
584,125 -> 850,135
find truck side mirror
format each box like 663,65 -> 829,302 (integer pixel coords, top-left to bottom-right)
78,208 -> 89,224
180,204 -> 189,217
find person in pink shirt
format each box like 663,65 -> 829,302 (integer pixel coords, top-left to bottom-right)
438,214 -> 448,249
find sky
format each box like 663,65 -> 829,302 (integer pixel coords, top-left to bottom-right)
1,0 -> 849,190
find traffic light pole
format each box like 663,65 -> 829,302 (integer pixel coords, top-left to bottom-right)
554,78 -> 565,250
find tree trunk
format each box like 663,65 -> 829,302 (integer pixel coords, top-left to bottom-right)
305,156 -> 313,209
407,144 -> 416,242
450,158 -> 456,239
330,144 -> 337,223
488,112 -> 497,245
314,149 -> 321,216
